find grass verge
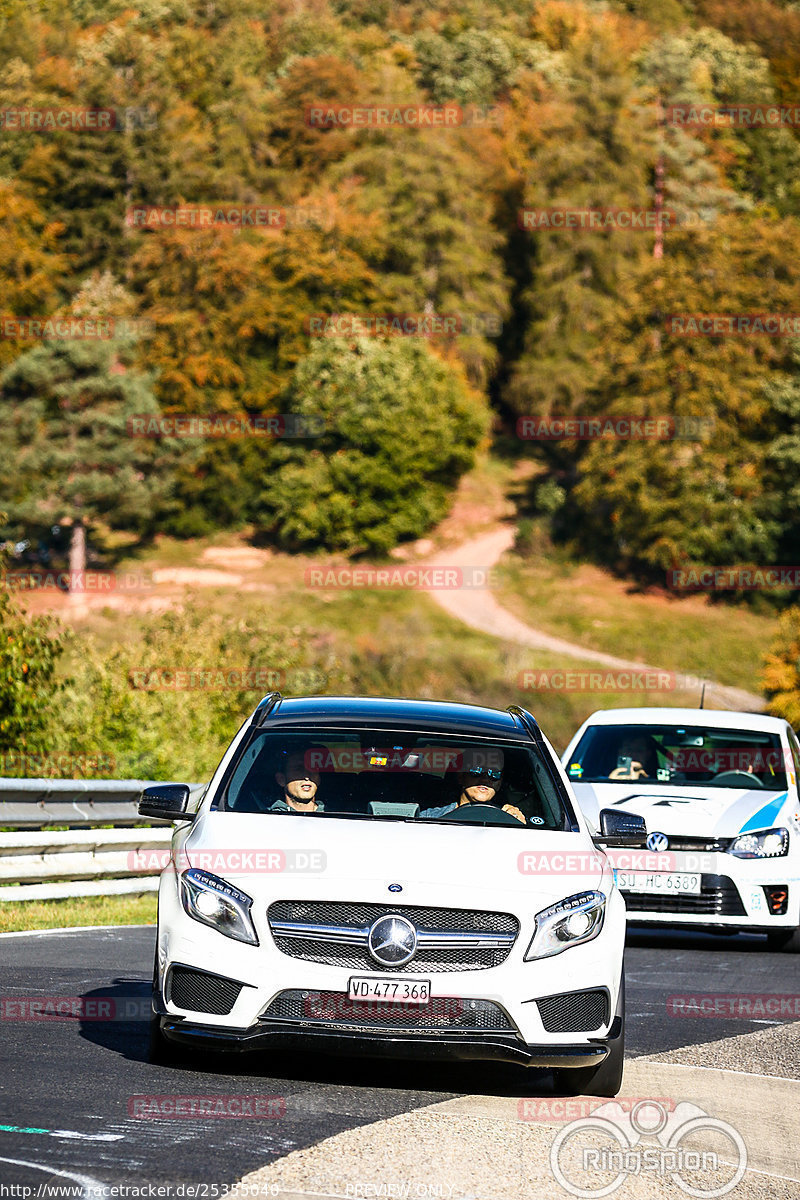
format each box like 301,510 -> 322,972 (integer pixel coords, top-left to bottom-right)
0,893 -> 157,933
496,549 -> 775,692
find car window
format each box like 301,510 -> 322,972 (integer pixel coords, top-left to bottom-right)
566,723 -> 787,790
215,728 -> 570,830
787,729 -> 800,788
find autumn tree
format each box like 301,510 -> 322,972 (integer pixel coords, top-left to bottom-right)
255,337 -> 489,553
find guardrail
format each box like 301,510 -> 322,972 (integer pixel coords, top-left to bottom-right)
0,778 -> 204,902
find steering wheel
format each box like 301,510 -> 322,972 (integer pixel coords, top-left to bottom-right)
712,769 -> 765,788
445,802 -> 526,826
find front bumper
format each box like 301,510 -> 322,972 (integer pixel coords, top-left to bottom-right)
155,865 -> 627,1060
618,853 -> 799,930
156,1012 -> 618,1068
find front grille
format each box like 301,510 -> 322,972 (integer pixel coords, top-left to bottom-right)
537,989 -> 609,1033
168,966 -> 244,1015
268,901 -> 519,973
260,989 -> 516,1033
653,836 -> 732,852
622,874 -> 746,916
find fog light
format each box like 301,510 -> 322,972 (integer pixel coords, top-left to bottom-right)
763,885 -> 788,915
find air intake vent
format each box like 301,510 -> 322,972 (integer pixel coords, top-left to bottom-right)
261,990 -> 516,1032
168,966 -> 244,1015
537,989 -> 609,1033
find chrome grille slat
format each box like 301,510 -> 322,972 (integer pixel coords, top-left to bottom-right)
268,900 -> 519,972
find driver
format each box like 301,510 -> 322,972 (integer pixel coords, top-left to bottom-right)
421,752 -> 525,823
607,733 -> 659,781
270,750 -> 324,813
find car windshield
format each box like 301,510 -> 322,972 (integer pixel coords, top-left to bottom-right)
566,723 -> 788,791
217,728 -> 570,829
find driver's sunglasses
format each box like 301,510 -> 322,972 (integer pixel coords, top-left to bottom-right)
466,767 -> 502,780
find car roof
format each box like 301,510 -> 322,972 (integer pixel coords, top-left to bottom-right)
254,694 -> 537,739
577,707 -> 787,734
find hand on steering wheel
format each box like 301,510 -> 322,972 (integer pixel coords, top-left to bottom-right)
447,802 -> 526,826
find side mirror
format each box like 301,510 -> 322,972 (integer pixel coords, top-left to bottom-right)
594,808 -> 646,847
139,784 -> 194,823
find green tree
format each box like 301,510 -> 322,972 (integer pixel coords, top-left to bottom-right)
504,17 -> 656,423
760,341 -> 800,563
560,215 -> 800,576
413,29 -> 517,105
332,129 -> 511,390
256,337 -> 489,553
0,312 -> 169,583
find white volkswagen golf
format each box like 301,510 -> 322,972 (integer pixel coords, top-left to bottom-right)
562,707 -> 800,950
140,695 -> 637,1095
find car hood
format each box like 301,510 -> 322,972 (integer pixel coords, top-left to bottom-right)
177,812 -> 607,909
570,782 -> 790,839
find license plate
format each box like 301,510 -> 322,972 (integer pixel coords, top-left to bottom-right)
347,976 -> 431,1004
617,871 -> 701,896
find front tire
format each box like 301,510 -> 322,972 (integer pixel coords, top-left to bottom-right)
767,927 -> 800,953
552,976 -> 625,1098
147,943 -> 185,1065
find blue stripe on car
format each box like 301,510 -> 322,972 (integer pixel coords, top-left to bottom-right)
739,792 -> 788,833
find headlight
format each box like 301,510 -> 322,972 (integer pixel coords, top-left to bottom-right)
524,890 -> 606,961
180,868 -> 259,945
728,827 -> 789,859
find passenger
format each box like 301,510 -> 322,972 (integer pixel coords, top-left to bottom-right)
271,751 -> 324,813
607,734 -> 659,781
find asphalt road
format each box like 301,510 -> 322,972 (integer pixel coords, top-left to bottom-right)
0,924 -> 797,1194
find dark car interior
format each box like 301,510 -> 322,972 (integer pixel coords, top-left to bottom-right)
218,731 -> 569,829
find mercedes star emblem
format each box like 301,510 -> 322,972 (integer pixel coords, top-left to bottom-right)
367,915 -> 417,967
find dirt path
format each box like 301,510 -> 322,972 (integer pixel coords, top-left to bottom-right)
425,526 -> 765,712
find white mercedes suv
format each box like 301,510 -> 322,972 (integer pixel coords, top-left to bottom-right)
140,695 -> 639,1095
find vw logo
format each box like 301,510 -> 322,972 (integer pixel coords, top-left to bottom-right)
367,915 -> 417,967
647,831 -> 669,852
388,883 -> 402,893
